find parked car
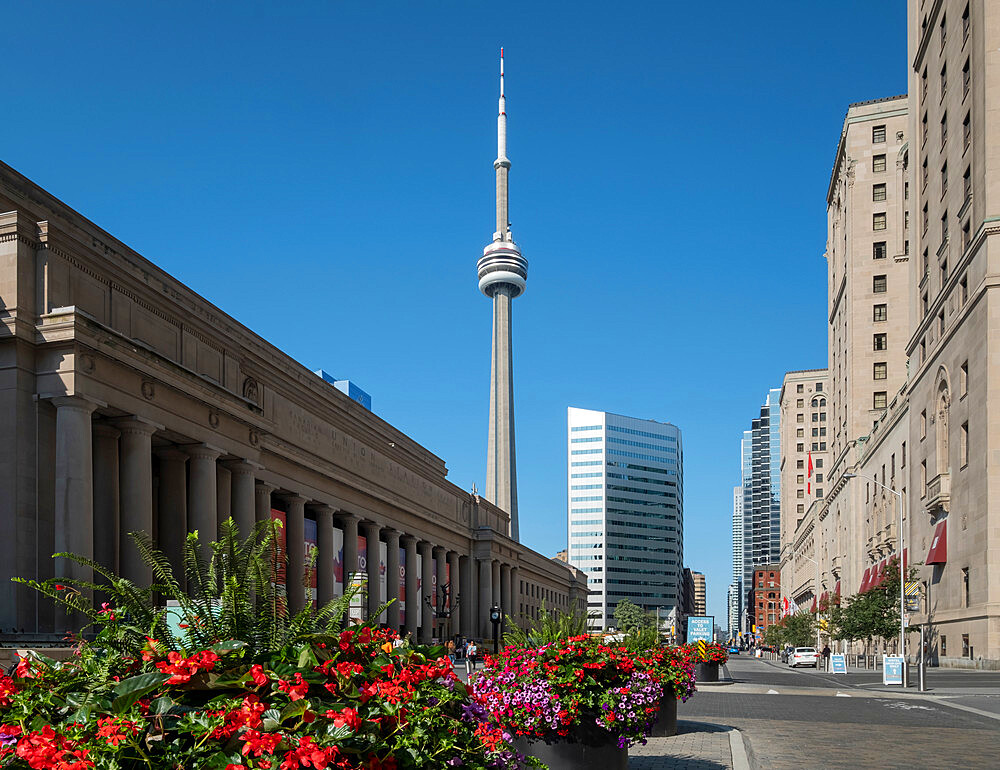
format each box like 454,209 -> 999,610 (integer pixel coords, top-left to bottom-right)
789,647 -> 819,668
728,646 -> 739,655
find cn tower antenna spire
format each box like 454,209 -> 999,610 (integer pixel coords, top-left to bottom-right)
478,47 -> 528,541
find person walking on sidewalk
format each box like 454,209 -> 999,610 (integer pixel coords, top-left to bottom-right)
822,644 -> 831,671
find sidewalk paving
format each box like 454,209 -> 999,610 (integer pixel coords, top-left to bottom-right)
628,720 -> 741,770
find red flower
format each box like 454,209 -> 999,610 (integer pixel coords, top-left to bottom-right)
0,675 -> 19,706
250,664 -> 269,687
323,707 -> 361,731
277,673 -> 310,701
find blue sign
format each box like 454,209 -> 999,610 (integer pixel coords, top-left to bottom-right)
830,653 -> 847,674
883,655 -> 904,685
686,615 -> 714,644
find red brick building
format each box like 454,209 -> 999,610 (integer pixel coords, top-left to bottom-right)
752,565 -> 781,636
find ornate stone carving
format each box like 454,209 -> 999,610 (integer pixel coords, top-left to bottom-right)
208,410 -> 220,429
141,380 -> 155,400
79,353 -> 95,373
249,428 -> 260,448
243,377 -> 259,403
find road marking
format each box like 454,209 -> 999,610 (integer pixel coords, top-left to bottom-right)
766,689 -> 780,694
836,692 -> 851,697
884,701 -> 936,711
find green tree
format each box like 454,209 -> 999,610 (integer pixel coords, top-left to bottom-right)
613,599 -> 654,634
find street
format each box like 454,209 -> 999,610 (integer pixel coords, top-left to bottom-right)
677,655 -> 1000,769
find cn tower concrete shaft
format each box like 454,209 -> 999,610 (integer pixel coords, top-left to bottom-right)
477,48 -> 527,541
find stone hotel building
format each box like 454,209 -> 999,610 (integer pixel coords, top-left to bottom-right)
0,160 -> 587,644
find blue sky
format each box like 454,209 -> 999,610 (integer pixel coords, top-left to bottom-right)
4,1 -> 907,624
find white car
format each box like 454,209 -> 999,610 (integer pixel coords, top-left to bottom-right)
789,647 -> 819,668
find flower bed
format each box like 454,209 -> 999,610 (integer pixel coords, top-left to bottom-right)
681,642 -> 729,665
474,636 -> 694,750
0,626 -> 528,769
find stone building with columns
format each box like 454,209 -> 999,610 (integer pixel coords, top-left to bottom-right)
0,160 -> 588,645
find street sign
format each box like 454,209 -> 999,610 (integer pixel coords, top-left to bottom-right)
697,639 -> 707,660
687,616 -> 714,644
883,655 -> 904,685
905,581 -> 922,612
903,613 -> 910,628
830,653 -> 847,674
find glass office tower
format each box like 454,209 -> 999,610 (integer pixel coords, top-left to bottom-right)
566,407 -> 683,630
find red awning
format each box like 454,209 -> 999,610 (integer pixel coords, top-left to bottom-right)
872,559 -> 888,590
811,596 -> 817,612
926,520 -> 948,565
859,568 -> 871,593
834,580 -> 841,596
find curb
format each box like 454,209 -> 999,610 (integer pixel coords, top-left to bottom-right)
728,728 -> 752,770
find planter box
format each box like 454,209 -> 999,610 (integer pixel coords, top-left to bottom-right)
695,661 -> 719,682
649,696 -> 677,737
513,737 -> 627,770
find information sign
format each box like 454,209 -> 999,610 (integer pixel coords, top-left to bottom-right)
686,616 -> 714,644
830,653 -> 847,674
883,655 -> 904,685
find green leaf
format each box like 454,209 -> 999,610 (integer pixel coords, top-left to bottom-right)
278,699 -> 309,724
111,671 -> 170,713
211,639 -> 247,655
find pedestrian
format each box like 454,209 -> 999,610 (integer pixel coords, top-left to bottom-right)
822,644 -> 831,671
467,640 -> 479,673
446,638 -> 456,663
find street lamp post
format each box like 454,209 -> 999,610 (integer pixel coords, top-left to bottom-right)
844,472 -> 906,683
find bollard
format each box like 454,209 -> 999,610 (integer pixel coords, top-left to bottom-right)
919,625 -> 927,692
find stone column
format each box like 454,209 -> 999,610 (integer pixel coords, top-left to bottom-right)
402,535 -> 418,640
492,559 -> 501,608
448,551 -> 460,639
155,448 -> 188,583
460,555 -> 474,638
118,417 -> 158,587
509,566 -> 519,624
284,495 -> 307,614
53,396 -> 97,628
418,541 -> 434,643
216,464 -> 231,525
339,514 -> 360,591
255,481 -> 276,524
227,461 -> 256,540
187,445 -> 220,553
362,521 -> 382,622
478,557 -> 492,640
434,546 -> 448,640
92,424 -> 120,578
500,563 -> 512,632
313,504 -> 336,606
384,529 -> 401,633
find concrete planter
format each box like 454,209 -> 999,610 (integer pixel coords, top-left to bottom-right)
648,696 -> 678,737
513,737 -> 627,770
695,661 -> 719,682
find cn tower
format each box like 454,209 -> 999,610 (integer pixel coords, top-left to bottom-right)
478,48 -> 527,542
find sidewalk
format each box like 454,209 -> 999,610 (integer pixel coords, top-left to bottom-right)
629,720 -> 746,770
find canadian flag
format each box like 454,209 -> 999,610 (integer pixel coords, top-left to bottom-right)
807,451 -> 813,495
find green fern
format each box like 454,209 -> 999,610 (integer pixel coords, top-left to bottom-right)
503,600 -> 596,648
15,518 -> 366,658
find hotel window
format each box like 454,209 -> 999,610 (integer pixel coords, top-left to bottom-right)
873,241 -> 887,259
797,443 -> 804,452
962,634 -> 970,658
874,333 -> 887,351
797,475 -> 804,484
873,274 -> 887,293
796,398 -> 804,407
796,384 -> 803,393
962,57 -> 970,98
874,391 -> 887,410
963,165 -> 972,202
941,111 -> 948,148
922,203 -> 929,234
922,157 -> 928,189
816,382 -> 823,391
816,459 -> 823,468
941,255 -> 949,283
921,68 -> 928,101
921,112 -> 928,146
796,459 -> 804,469
962,3 -> 969,43
873,183 -> 886,202
920,336 -> 927,361
812,412 -> 819,422
905,210 -> 910,229
960,360 -> 968,396
941,162 -> 948,195
920,410 -> 927,439
812,427 -> 818,437
962,568 -> 970,608
960,276 -> 968,304
816,473 -> 823,483
921,292 -> 929,318
901,441 -> 906,468
812,442 -> 819,451
921,460 -> 927,497
797,413 -> 804,423
816,488 -> 824,498
872,124 -> 886,143
960,421 -> 968,468
874,304 -> 887,321
905,239 -> 910,255
940,12 -> 947,51
905,180 -> 910,200
820,412 -> 826,420
941,636 -> 947,657
938,310 -> 946,336
797,428 -> 804,438
962,220 -> 971,250
941,210 -> 949,245
940,63 -> 947,98
873,154 -> 886,173
874,362 -> 887,380
963,111 -> 971,150
819,441 -> 826,451
796,489 -> 804,499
